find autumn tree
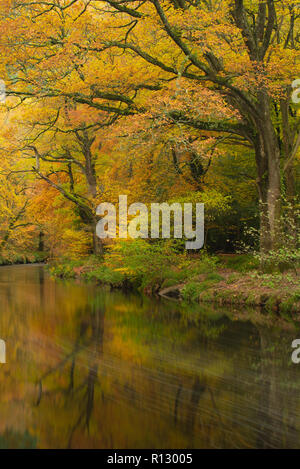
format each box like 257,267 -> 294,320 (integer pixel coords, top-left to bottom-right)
0,160 -> 35,260
0,0 -> 299,257
88,0 -> 299,254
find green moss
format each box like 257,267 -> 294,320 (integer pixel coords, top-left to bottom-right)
205,272 -> 224,282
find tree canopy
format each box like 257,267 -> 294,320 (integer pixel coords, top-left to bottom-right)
0,0 -> 299,262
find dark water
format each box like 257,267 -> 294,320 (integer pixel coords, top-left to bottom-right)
0,265 -> 299,449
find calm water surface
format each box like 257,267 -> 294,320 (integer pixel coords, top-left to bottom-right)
0,265 -> 299,449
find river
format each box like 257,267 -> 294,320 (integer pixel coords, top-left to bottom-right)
0,264 -> 299,449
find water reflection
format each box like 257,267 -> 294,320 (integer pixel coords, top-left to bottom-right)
0,265 -> 299,448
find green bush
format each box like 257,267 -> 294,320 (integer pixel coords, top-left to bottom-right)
181,282 -> 204,303
221,254 -> 259,272
84,264 -> 126,287
47,258 -> 83,278
48,240 -> 223,293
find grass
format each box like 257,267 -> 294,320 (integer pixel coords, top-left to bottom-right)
219,254 -> 260,272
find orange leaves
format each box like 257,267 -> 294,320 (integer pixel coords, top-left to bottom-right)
0,0 -> 298,261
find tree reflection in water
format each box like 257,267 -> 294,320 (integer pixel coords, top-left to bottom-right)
0,265 -> 299,449
35,300 -> 104,448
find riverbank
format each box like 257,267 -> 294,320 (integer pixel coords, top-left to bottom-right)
160,270 -> 300,316
47,241 -> 300,317
0,252 -> 47,267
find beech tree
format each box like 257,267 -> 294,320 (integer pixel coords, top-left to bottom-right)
88,0 -> 299,253
0,0 -> 299,258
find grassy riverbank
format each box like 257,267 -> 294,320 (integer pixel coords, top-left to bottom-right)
47,240 -> 300,316
0,252 -> 47,266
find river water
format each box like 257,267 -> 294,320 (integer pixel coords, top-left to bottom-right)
0,264 -> 299,449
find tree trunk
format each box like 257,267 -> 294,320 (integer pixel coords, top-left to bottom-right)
285,167 -> 297,247
255,94 -> 282,256
280,99 -> 298,248
76,206 -> 103,257
38,231 -> 45,252
92,219 -> 104,257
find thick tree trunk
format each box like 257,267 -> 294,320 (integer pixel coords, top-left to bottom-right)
92,226 -> 103,256
91,219 -> 103,257
280,99 -> 298,248
77,206 -> 103,257
255,94 -> 282,256
256,148 -> 281,255
77,131 -> 103,256
255,140 -> 271,253
285,167 -> 297,247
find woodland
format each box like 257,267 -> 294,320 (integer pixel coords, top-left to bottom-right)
0,0 -> 299,307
